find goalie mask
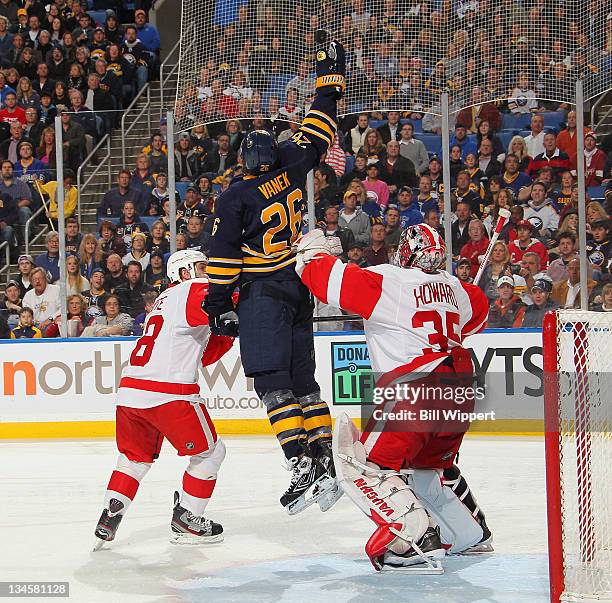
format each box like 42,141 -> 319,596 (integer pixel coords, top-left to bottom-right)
241,130 -> 279,175
393,224 -> 446,272
167,249 -> 208,283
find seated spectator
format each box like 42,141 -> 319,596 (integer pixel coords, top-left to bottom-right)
423,207 -> 445,239
364,163 -> 389,210
548,232 -> 578,283
0,121 -> 29,163
122,231 -> 150,271
122,25 -> 151,92
451,201 -> 472,257
13,139 -> 45,186
551,171 -> 575,211
104,253 -> 127,293
376,111 -> 401,144
76,233 -> 101,280
517,274 -> 559,327
320,206 -> 354,255
377,140 -> 418,196
398,122 -> 428,176
58,106 -> 86,172
459,219 -> 490,278
325,134 -> 346,179
145,171 -> 169,216
116,261 -> 150,318
464,153 -> 487,195
177,184 -> 209,230
14,253 -> 33,297
144,250 -> 168,290
0,313 -> 10,338
446,124 -> 477,161
23,108 -> 43,147
147,220 -> 170,255
36,125 -> 56,168
477,138 -> 502,180
202,132 -> 237,176
314,164 -> 338,212
0,91 -> 26,124
384,206 -> 401,247
11,306 -> 42,338
98,169 -> 145,217
195,175 -> 215,212
0,279 -> 22,328
507,136 -> 531,172
476,120 -> 505,162
508,72 -> 538,115
173,132 -> 201,181
551,258 -> 597,309
66,253 -> 89,295
501,154 -> 532,196
448,144 -> 465,186
338,189 -> 371,245
526,132 -> 570,182
523,114 -> 546,158
35,230 -> 60,282
16,76 -> 40,110
45,294 -> 88,338
508,220 -> 549,269
116,200 -> 149,252
478,241 -> 512,302
455,257 -> 473,283
456,86 -> 501,133
347,241 -> 368,267
132,290 -> 160,336
81,293 -> 133,337
585,219 -> 611,277
347,113 -> 370,155
364,222 -> 388,266
569,132 -> 607,188
81,268 -> 106,309
41,169 -> 78,226
83,73 -> 114,134
396,186 -> 423,229
132,153 -> 155,193
22,266 -> 60,333
64,217 -> 82,256
556,111 -> 589,158
359,128 -> 385,164
32,63 -> 53,98
0,188 -> 17,257
452,170 -> 482,218
592,283 -> 612,312
143,131 -> 167,174
189,124 -> 213,158
486,275 -> 525,328
523,181 -> 559,240
483,189 -> 515,238
185,214 -> 210,253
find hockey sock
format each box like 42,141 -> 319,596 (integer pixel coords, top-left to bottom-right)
180,441 -> 226,516
297,391 -> 332,456
104,453 -> 152,514
263,389 -> 308,460
442,465 -> 487,525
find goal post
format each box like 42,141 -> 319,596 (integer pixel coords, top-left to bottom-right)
543,310 -> 612,603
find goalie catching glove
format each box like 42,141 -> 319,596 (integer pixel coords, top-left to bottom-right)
294,229 -> 343,276
314,31 -> 346,100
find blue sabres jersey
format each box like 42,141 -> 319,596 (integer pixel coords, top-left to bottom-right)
206,90 -> 338,313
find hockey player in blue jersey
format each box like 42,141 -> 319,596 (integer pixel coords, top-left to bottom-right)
205,34 -> 345,514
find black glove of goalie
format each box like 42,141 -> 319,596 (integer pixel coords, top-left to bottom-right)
202,298 -> 239,337
314,30 -> 346,100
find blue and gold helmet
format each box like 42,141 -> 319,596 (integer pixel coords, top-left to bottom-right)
240,129 -> 279,175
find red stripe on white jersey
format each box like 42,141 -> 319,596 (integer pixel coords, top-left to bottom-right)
459,281 -> 489,337
186,282 -> 210,327
119,377 -> 200,396
301,254 -> 337,304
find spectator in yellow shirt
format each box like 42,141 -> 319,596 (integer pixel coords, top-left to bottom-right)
35,169 -> 78,226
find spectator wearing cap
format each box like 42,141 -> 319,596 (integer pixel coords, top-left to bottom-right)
516,274 -> 558,327
569,132 -> 607,188
459,219 -> 490,278
338,189 -> 371,245
0,279 -> 21,327
35,230 -> 60,282
104,10 -> 124,45
384,206 -> 401,247
122,231 -> 150,271
0,91 -> 26,125
398,122 -> 429,175
22,266 -> 60,333
98,169 -> 146,217
81,267 -> 107,309
486,275 -> 525,328
523,181 -> 559,240
508,219 -> 549,269
361,189 -> 384,220
425,156 -> 443,195
145,250 -> 168,289
364,163 -> 389,211
40,168 -> 78,226
13,140 -> 46,184
347,241 -> 368,267
14,253 -> 33,297
526,133 -> 570,183
585,220 -> 611,275
396,185 -> 423,229
177,183 -> 209,230
523,114 -> 545,159
443,124 -> 477,161
551,258 -> 597,309
133,8 -> 160,54
455,257 -> 473,283
364,222 -> 389,266
377,140 -> 418,197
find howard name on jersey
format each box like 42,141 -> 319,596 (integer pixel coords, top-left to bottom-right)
205,90 -> 338,313
117,278 -> 233,409
300,256 -> 489,375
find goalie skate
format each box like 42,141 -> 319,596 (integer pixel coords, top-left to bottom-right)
170,492 -> 224,545
378,526 -> 445,574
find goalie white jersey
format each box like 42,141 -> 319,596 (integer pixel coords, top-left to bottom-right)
117,278 -> 233,409
300,256 -> 488,375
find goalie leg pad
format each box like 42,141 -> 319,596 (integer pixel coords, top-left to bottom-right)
410,468 -> 483,554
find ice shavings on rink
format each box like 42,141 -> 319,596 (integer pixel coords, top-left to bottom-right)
1,436 -> 550,602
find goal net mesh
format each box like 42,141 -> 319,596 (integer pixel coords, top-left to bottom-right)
550,310 -> 612,602
175,0 -> 611,132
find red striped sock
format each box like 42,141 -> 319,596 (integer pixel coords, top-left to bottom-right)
180,471 -> 216,516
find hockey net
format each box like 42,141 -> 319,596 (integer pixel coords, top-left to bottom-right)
543,310 -> 612,603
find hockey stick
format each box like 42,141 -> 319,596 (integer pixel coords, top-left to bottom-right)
32,179 -> 56,231
473,207 -> 511,287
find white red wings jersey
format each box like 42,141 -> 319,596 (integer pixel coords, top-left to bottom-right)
116,278 -> 234,409
300,256 -> 488,376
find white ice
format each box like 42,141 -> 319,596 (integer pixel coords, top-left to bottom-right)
1,436 -> 550,602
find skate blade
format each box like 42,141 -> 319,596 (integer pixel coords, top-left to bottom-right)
318,484 -> 343,512
286,475 -> 337,516
170,531 -> 224,545
92,538 -> 107,552
459,539 -> 494,555
381,549 -> 445,574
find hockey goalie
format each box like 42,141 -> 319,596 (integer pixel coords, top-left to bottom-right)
295,224 -> 493,571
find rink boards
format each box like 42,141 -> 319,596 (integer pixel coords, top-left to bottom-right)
0,329 -> 544,438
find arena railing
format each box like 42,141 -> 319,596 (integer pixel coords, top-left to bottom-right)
24,205 -> 48,256
591,90 -> 612,132
76,133 -> 112,230
159,26 -> 192,118
0,240 -> 9,282
121,84 -> 151,166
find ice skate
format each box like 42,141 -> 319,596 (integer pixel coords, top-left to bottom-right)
314,440 -> 343,512
170,491 -> 224,545
460,518 -> 494,554
280,453 -> 336,515
93,498 -> 125,551
378,526 -> 445,573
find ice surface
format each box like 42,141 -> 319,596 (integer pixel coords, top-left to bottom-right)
0,436 -> 549,602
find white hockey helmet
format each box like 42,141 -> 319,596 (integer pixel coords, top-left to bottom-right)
393,223 -> 446,272
166,249 -> 208,283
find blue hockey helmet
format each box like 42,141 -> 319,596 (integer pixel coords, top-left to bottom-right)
240,129 -> 279,175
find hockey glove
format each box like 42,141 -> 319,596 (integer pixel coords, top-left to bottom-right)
208,310 -> 239,338
294,229 -> 344,275
314,31 -> 346,100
